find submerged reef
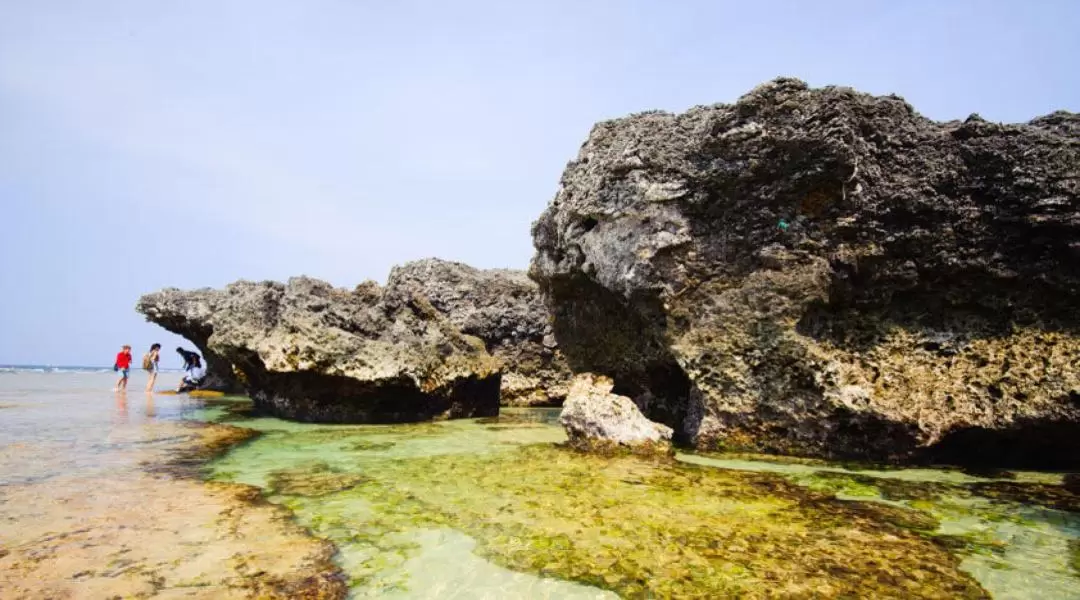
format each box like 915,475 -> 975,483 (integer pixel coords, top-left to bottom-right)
201,399 -> 1080,598
260,443 -> 987,598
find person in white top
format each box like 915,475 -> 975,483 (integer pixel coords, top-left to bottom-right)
177,352 -> 206,393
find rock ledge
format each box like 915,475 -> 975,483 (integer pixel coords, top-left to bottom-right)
138,275 -> 500,423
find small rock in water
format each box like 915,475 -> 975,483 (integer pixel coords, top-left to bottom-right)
560,373 -> 673,453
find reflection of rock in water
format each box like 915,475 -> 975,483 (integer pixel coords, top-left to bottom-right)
0,422 -> 346,599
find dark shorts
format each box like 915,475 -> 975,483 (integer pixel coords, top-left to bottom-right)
119,368 -> 130,378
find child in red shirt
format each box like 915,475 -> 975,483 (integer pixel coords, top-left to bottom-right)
114,345 -> 133,391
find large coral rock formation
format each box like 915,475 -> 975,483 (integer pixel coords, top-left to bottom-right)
137,276 -> 501,423
530,77 -> 1080,467
386,258 -> 572,406
560,373 -> 673,452
136,288 -> 243,393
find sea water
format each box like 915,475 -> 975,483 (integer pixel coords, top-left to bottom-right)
0,368 -> 203,485
2,369 -> 1078,598
206,401 -> 1080,598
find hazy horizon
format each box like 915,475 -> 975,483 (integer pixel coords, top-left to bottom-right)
2,0 -> 1078,366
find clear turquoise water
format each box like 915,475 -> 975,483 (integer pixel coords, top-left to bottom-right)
208,409 -> 614,599
680,454 -> 1080,599
204,399 -> 1080,599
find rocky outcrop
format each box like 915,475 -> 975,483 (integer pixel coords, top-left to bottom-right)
560,373 -> 673,452
530,78 -> 1080,467
135,289 -> 242,393
137,276 -> 501,423
386,259 -> 572,406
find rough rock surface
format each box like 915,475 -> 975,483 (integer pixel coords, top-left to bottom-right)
136,288 -> 243,393
530,77 -> 1080,467
560,373 -> 673,451
137,276 -> 501,423
386,258 -> 572,406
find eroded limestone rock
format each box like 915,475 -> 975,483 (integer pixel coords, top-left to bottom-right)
386,258 -> 571,406
135,288 -> 242,393
137,276 -> 501,423
560,373 -> 673,452
531,77 -> 1080,467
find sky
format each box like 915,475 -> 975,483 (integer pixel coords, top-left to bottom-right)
1,0 -> 1078,367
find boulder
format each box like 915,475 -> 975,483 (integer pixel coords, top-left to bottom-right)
559,373 -> 673,451
386,258 -> 572,406
137,276 -> 501,423
530,78 -> 1080,467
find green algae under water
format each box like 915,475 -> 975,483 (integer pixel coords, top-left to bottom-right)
204,400 -> 1080,599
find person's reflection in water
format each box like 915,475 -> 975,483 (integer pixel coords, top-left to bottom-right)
113,390 -> 128,425
144,392 -> 156,419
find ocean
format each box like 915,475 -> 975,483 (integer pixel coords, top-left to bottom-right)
0,364 -> 185,374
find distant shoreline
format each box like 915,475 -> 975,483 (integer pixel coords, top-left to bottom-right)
0,365 -> 186,373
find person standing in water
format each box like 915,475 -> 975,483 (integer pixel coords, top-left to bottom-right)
113,345 -> 133,391
143,343 -> 161,392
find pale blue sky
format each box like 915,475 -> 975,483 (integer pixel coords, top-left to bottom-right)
1,1 -> 1077,366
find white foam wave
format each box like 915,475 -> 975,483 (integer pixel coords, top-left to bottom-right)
0,366 -> 114,374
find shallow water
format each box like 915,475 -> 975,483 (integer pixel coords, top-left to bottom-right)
679,454 -> 1080,599
207,401 -> 1080,599
0,370 -> 208,484
209,409 -> 612,598
3,371 -> 1078,598
0,371 -> 343,598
